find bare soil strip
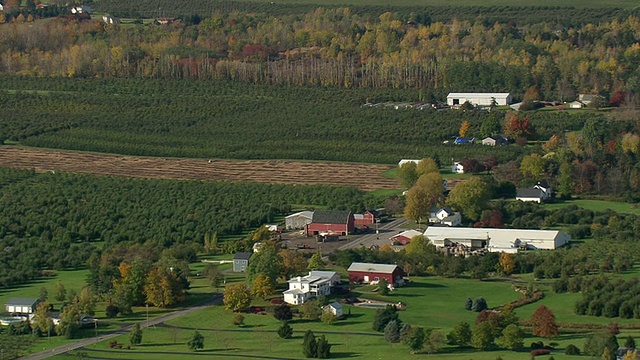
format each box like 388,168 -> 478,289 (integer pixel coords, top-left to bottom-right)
0,146 -> 400,191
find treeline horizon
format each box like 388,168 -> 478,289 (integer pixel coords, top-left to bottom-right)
0,8 -> 639,99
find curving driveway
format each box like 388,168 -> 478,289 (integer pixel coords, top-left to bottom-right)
19,295 -> 221,360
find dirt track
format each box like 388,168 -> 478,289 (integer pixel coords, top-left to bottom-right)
0,146 -> 400,191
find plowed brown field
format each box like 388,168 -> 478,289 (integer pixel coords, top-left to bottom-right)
0,146 -> 400,191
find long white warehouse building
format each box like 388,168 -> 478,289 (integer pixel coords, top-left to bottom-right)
424,227 -> 571,253
447,93 -> 512,106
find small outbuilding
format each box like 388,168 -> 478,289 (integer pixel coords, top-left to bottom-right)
482,135 -> 508,146
233,252 -> 252,272
390,230 -> 424,245
323,302 -> 343,317
354,211 -> 376,227
451,161 -> 464,174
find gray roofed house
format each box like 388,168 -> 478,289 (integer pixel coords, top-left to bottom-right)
233,252 -> 253,272
5,298 -> 40,315
516,183 -> 552,203
578,94 -> 604,105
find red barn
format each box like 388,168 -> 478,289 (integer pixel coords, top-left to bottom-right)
347,262 -> 404,287
354,211 -> 376,227
305,210 -> 354,236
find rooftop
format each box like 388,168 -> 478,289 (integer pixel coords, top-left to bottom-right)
348,262 -> 399,274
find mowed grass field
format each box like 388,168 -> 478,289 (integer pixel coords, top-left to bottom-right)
232,0 -> 639,8
48,274 -> 639,360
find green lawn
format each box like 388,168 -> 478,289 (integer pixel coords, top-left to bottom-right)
16,265 -> 640,359
50,274 -> 602,359
544,199 -> 640,216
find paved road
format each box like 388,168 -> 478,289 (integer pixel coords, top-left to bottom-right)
20,294 -> 222,360
338,217 -> 408,250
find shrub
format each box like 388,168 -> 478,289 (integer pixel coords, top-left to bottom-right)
273,304 -> 293,322
277,322 -> 293,339
564,344 -> 580,355
105,303 -> 119,318
530,349 -> 550,356
531,341 -> 544,350
270,298 -> 284,305
233,314 -> 245,326
464,297 -> 473,311
472,298 -> 488,312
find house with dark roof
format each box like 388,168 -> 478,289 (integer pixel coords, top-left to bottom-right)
305,210 -> 354,236
516,183 -> 552,203
233,252 -> 253,272
5,298 -> 39,315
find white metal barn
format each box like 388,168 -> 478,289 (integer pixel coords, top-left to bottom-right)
423,227 -> 570,253
447,93 -> 512,106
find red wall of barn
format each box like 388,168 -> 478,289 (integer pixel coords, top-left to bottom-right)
306,223 -> 348,236
305,215 -> 355,236
354,213 -> 375,226
348,268 -> 403,286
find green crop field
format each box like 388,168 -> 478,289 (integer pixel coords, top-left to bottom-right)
544,199 -> 640,216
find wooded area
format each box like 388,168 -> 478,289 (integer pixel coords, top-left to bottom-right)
0,8 -> 639,98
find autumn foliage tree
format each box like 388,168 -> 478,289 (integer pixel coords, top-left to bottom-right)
144,266 -> 186,308
251,274 -> 275,300
530,305 -> 559,339
404,172 -> 444,224
224,283 -> 252,312
499,253 -> 515,275
503,112 -> 534,140
459,121 -> 470,138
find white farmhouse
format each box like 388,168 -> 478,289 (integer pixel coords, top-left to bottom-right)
447,93 -> 512,107
283,271 -> 338,305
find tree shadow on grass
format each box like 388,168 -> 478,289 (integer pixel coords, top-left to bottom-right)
330,352 -> 359,358
237,324 -> 265,329
403,281 -> 446,289
137,342 -> 181,347
332,320 -> 365,327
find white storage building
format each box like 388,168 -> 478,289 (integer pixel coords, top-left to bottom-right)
424,227 -> 570,252
447,93 -> 512,106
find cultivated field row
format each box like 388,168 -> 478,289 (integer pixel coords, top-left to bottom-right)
0,146 -> 400,191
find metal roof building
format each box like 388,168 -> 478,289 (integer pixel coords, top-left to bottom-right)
447,93 -> 512,106
424,227 -> 570,252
